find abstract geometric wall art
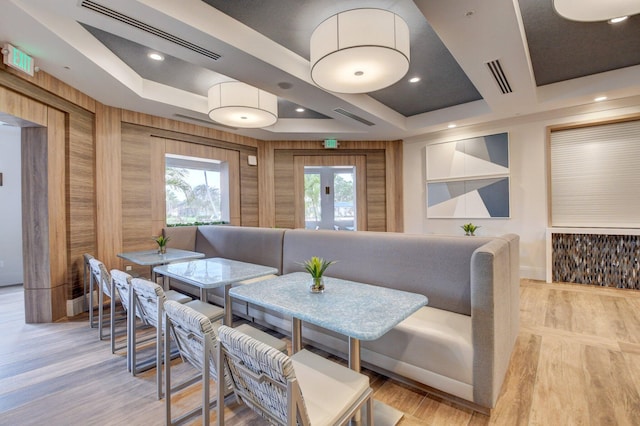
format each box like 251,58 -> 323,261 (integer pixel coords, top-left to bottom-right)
426,132 -> 510,218
427,132 -> 509,180
427,177 -> 510,218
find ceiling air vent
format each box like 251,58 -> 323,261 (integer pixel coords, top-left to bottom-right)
80,0 -> 221,61
333,108 -> 375,126
486,59 -> 512,94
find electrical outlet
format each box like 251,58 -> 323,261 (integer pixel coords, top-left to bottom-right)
125,265 -> 132,271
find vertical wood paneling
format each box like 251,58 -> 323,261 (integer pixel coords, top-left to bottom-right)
95,103 -> 122,269
386,141 -> 403,232
366,151 -> 387,231
21,126 -> 51,322
121,124 -> 153,255
240,152 -> 259,226
67,110 -> 96,299
274,149 -> 295,228
227,151 -> 241,225
119,128 -> 245,275
150,137 -> 166,235
258,141 -> 276,227
261,140 -> 399,232
292,155 -> 367,230
47,107 -> 68,321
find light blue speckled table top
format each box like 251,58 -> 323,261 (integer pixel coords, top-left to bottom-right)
230,272 -> 428,340
153,257 -> 278,289
118,248 -> 204,266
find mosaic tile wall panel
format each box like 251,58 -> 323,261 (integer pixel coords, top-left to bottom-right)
552,233 -> 640,289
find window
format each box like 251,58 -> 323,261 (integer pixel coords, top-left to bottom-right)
165,154 -> 229,226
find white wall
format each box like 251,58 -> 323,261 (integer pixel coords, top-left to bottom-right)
404,98 -> 640,281
0,125 -> 23,286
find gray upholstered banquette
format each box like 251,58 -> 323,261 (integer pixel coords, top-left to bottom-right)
163,225 -> 519,412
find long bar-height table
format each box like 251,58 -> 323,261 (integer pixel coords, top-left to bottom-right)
117,248 -> 205,280
153,257 -> 278,326
229,271 -> 428,372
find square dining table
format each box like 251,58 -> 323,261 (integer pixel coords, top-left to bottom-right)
117,248 -> 205,280
230,272 -> 427,424
229,271 -> 428,372
153,257 -> 278,325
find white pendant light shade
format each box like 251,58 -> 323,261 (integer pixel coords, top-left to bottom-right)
553,0 -> 640,21
208,82 -> 278,128
310,8 -> 410,94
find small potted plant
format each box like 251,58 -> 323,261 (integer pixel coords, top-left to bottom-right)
461,223 -> 480,236
301,256 -> 335,293
154,235 -> 170,254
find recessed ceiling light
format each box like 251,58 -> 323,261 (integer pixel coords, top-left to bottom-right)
447,123 -> 457,129
608,16 -> 628,24
409,77 -> 421,83
594,96 -> 607,102
148,52 -> 164,61
296,107 -> 305,112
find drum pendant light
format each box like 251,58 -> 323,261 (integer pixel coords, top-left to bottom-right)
310,8 -> 410,94
208,82 -> 278,128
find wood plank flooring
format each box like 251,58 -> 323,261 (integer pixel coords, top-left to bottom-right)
1,279 -> 640,425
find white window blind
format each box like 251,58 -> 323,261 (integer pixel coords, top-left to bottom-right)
550,119 -> 640,228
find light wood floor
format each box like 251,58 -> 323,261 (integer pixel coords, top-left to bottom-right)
1,279 -> 640,425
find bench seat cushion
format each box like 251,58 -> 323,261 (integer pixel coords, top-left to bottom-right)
362,306 -> 472,391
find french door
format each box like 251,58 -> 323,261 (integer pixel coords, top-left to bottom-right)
304,166 -> 356,230
294,155 -> 366,230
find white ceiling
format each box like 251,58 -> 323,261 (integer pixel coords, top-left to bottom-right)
1,0 -> 639,140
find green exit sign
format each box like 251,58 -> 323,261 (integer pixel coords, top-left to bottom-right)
3,43 -> 35,77
323,139 -> 339,149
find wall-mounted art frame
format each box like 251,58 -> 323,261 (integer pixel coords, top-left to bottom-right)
426,132 -> 510,218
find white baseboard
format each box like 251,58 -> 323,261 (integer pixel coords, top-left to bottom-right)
66,295 -> 85,317
66,291 -> 98,317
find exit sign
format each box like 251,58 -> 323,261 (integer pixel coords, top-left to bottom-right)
323,139 -> 339,149
3,43 -> 35,76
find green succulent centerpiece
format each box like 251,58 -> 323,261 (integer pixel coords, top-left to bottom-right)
154,235 -> 170,254
300,256 -> 335,293
461,223 -> 480,236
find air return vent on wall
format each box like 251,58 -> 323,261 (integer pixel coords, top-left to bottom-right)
333,108 -> 375,126
80,0 -> 222,61
486,59 -> 512,94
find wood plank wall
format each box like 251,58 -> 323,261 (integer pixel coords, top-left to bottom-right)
46,108 -> 68,320
1,68 -> 97,321
116,122 -> 253,276
0,65 -> 405,321
259,140 -> 403,232
95,103 -> 122,269
21,126 -> 54,323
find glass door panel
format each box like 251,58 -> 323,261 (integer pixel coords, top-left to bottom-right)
304,166 -> 356,230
